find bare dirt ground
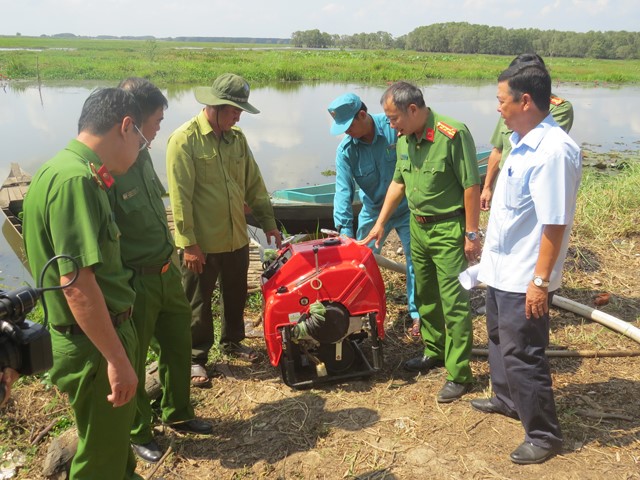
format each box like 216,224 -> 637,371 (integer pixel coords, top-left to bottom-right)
4,231 -> 640,480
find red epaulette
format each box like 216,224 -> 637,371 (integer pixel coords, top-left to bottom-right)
437,121 -> 458,139
90,163 -> 114,190
550,95 -> 565,106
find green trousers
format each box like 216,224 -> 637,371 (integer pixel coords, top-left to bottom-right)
410,215 -> 473,384
130,263 -> 194,444
49,319 -> 142,480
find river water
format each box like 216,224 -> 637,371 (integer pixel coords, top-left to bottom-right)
1,81 -> 639,286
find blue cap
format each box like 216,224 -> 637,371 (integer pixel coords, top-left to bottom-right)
328,93 -> 362,135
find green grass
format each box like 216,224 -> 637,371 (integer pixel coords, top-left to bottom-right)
1,36 -> 640,85
573,156 -> 640,242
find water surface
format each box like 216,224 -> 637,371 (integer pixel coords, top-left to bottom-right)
1,81 -> 638,286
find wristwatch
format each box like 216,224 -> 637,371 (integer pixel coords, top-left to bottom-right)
532,275 -> 550,288
465,231 -> 478,241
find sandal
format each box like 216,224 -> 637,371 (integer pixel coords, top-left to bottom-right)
222,343 -> 260,363
191,364 -> 211,388
410,319 -> 421,338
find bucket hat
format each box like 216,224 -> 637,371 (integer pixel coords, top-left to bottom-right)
194,73 -> 259,114
328,93 -> 362,135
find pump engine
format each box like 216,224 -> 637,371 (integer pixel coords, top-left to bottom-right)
261,236 -> 386,388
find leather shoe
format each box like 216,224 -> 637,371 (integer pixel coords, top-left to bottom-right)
470,398 -> 519,420
169,418 -> 213,435
403,355 -> 444,373
510,441 -> 558,465
222,342 -> 259,363
131,440 -> 163,463
437,381 -> 471,403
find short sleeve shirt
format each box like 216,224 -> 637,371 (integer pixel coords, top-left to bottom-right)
491,95 -> 574,168
23,139 -> 135,326
393,109 -> 480,216
478,115 -> 582,293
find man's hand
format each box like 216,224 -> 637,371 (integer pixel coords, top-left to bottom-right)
525,283 -> 549,320
480,186 -> 493,211
480,147 -> 501,211
464,237 -> 482,264
0,367 -> 19,407
358,222 -> 385,250
106,359 -> 138,407
183,244 -> 206,274
264,229 -> 283,249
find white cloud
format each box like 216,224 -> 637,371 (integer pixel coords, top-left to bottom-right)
572,0 -> 609,15
321,3 -> 344,13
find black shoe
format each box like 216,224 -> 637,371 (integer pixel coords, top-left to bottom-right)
510,441 -> 558,465
403,355 -> 444,373
437,381 -> 472,403
222,342 -> 260,363
131,440 -> 163,463
169,418 -> 213,435
470,398 -> 519,420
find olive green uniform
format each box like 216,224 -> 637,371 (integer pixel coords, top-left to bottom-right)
23,140 -> 140,480
167,110 -> 277,363
110,150 -> 194,445
491,94 -> 574,168
393,110 -> 480,384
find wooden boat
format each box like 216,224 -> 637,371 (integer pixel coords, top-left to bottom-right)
0,163 -> 31,271
247,149 -> 491,234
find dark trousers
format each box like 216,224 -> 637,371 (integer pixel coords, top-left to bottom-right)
485,286 -> 562,449
182,244 -> 250,365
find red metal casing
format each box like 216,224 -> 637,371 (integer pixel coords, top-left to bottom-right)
262,236 -> 386,367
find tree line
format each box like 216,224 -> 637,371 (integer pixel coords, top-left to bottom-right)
292,22 -> 640,59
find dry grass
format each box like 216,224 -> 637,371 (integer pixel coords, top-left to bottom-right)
2,159 -> 640,479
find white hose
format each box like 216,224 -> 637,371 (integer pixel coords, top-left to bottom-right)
370,261 -> 640,347
551,295 -> 640,344
374,254 -> 407,275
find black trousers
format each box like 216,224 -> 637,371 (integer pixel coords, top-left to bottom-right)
182,244 -> 250,365
485,286 -> 562,449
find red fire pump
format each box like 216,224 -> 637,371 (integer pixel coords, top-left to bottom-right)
261,236 -> 386,389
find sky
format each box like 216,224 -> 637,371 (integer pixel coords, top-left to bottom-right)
0,0 -> 638,39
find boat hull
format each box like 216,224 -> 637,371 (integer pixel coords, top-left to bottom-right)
249,149 -> 491,234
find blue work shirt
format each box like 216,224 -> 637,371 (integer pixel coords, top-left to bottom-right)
333,113 -> 410,238
478,114 -> 582,293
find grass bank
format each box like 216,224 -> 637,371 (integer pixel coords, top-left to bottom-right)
1,36 -> 639,85
574,158 -> 640,242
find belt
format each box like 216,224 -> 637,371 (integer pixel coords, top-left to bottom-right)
414,208 -> 465,225
134,259 -> 171,275
51,307 -> 133,336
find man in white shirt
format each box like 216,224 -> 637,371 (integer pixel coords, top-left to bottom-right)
474,62 -> 581,465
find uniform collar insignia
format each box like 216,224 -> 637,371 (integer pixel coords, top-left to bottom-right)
90,163 -> 114,190
425,128 -> 435,142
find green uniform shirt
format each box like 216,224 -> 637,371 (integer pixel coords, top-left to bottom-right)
110,150 -> 174,267
166,110 -> 276,252
23,139 -> 136,327
393,109 -> 479,216
491,94 -> 574,168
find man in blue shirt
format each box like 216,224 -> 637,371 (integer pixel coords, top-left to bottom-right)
475,63 -> 581,465
329,93 -> 418,330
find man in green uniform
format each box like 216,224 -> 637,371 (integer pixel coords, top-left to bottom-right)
112,78 -> 213,464
23,88 -> 143,479
361,81 -> 481,403
167,73 -> 281,382
480,53 -> 574,210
